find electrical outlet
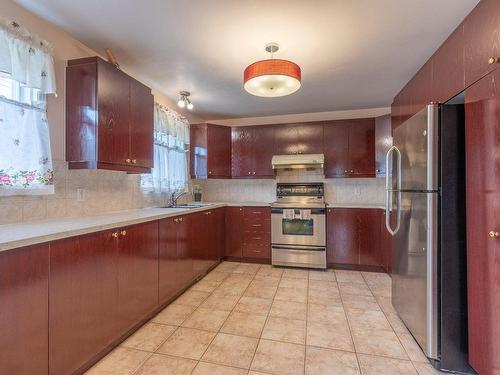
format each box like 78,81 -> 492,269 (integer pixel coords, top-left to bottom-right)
76,188 -> 85,202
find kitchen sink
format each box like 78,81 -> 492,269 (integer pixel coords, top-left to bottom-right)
161,203 -> 208,209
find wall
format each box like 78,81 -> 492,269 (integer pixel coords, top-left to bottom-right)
0,1 -> 203,224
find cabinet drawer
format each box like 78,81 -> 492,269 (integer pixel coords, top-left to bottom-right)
242,243 -> 271,259
243,221 -> 271,232
244,231 -> 270,245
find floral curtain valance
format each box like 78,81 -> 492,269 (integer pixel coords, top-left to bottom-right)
0,17 -> 56,95
141,103 -> 190,193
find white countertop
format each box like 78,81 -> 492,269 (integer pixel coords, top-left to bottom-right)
0,200 -> 383,252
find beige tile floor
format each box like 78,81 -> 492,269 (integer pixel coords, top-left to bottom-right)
85,261 -> 443,375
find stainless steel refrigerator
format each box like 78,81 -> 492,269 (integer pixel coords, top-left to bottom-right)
385,102 -> 473,373
386,104 -> 439,359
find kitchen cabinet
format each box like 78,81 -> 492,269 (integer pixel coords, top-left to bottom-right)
327,208 -> 382,269
66,56 -> 154,173
242,207 -> 271,259
375,114 -> 392,177
191,208 -> 224,277
117,221 -> 159,331
225,207 -> 245,258
49,221 -> 158,375
465,68 -> 500,375
273,122 -> 323,155
49,232 -> 120,375
0,244 -> 49,375
190,123 -> 232,179
463,0 -> 500,87
159,214 -> 193,303
324,119 -> 375,178
232,126 -> 274,178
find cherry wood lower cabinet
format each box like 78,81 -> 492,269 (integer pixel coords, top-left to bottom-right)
465,68 -> 500,375
0,244 -> 49,375
225,206 -> 271,261
191,209 -> 223,277
327,208 -> 385,270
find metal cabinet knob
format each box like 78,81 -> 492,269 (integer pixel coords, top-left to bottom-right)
111,232 -> 119,238
120,230 -> 127,236
125,158 -> 131,163
248,172 -> 251,175
376,169 -> 381,173
131,159 -> 137,164
208,171 -> 212,175
344,170 -> 348,173
488,57 -> 499,65
179,217 -> 183,222
174,218 -> 179,223
253,171 -> 256,175
350,170 -> 354,173
488,231 -> 500,238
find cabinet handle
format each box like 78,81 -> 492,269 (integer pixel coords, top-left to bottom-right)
174,218 -> 179,223
350,170 -> 354,173
208,171 -> 212,175
344,170 -> 348,173
179,217 -> 183,222
120,230 -> 127,236
125,158 -> 131,163
239,208 -> 243,211
488,230 -> 500,238
131,159 -> 137,164
252,224 -> 262,227
248,172 -> 251,175
488,57 -> 499,65
111,232 -> 119,238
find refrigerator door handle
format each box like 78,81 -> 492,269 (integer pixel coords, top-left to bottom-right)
385,146 -> 402,236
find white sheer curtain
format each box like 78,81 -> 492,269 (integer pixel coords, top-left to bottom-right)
141,103 -> 190,193
0,18 -> 56,196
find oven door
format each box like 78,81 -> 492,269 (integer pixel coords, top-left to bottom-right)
271,207 -> 326,247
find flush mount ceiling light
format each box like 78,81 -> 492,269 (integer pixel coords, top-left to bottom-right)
177,91 -> 194,110
244,42 -> 301,98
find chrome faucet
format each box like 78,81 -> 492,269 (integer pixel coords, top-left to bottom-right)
170,191 -> 191,206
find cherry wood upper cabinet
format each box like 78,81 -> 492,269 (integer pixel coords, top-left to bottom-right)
463,0 -> 500,87
324,119 -> 375,178
273,122 -> 324,155
232,126 -> 274,178
274,124 -> 299,155
190,123 -> 232,179
49,231 -> 120,375
66,56 -> 154,173
465,68 -> 500,375
0,244 -> 49,375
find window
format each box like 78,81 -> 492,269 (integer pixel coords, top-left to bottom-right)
141,103 -> 190,193
0,19 -> 56,195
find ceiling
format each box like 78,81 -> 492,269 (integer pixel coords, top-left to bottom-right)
16,0 -> 479,120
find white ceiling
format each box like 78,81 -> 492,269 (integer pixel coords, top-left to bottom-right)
16,0 -> 478,120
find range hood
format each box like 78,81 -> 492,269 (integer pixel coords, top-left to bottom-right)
271,153 -> 324,170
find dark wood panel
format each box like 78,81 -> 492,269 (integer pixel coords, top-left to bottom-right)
358,209 -> 382,267
159,217 -> 180,303
207,124 -> 232,178
465,68 -> 500,375
225,207 -> 244,258
0,244 -> 49,375
274,124 -> 298,155
252,125 -> 275,177
97,59 -> 131,166
117,221 -> 159,331
380,210 -> 393,273
327,208 -> 358,265
432,25 -> 465,104
464,0 -> 500,87
190,124 -> 208,179
231,127 -> 253,177
129,79 -> 154,168
177,215 -> 194,287
49,232 -> 120,375
324,122 -> 349,177
348,118 -> 376,177
191,211 -> 210,277
411,60 -> 433,114
65,61 -> 97,163
296,122 -> 324,154
212,208 -> 226,261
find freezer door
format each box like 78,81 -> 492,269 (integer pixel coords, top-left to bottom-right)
393,105 -> 439,191
392,191 -> 438,359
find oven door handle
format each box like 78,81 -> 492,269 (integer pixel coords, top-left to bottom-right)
272,245 -> 326,252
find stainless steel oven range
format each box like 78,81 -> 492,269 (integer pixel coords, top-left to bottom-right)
271,183 -> 326,269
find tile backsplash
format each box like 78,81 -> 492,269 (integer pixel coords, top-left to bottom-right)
195,169 -> 385,206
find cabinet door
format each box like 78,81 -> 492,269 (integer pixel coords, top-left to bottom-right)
129,79 -> 153,169
97,60 -> 130,166
191,211 -> 210,277
0,244 -> 49,375
177,215 -> 194,287
327,208 -> 358,265
296,123 -> 324,154
375,115 -> 392,177
232,127 -> 253,177
159,217 -> 180,303
212,208 -> 226,261
225,207 -> 244,258
274,124 -> 298,154
49,232 -> 119,375
463,0 -> 500,87
117,221 -> 158,331
348,119 -> 375,177
190,124 -> 208,179
207,124 -> 232,178
252,125 -> 275,177
380,210 -> 393,273
358,209 -> 382,267
324,122 -> 349,177
465,69 -> 500,375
